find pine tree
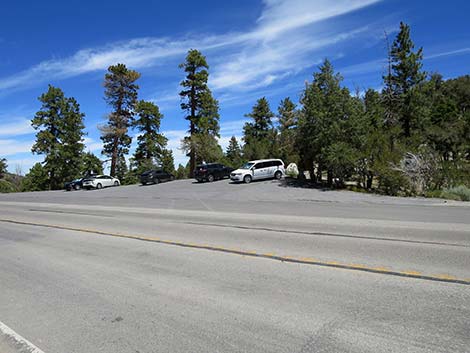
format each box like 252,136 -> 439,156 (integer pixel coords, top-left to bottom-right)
225,136 -> 243,168
181,133 -> 224,164
243,97 -> 275,160
0,158 -> 7,178
175,164 -> 187,179
161,149 -> 175,174
100,63 -> 140,176
21,163 -> 49,191
277,97 -> 298,165
298,59 -> 358,185
385,22 -> 425,139
115,155 -> 129,182
32,85 -> 85,189
82,152 -> 103,175
179,49 -> 221,175
133,100 -> 168,170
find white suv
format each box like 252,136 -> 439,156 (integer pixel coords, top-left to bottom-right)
230,159 -> 285,184
82,175 -> 120,189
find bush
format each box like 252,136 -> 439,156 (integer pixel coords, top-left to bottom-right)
0,179 -> 17,193
376,165 -> 410,196
440,185 -> 470,201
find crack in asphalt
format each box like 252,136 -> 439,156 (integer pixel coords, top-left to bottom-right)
182,221 -> 470,248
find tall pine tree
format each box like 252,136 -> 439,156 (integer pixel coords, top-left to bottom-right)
384,22 -> 425,139
32,85 -> 85,189
243,97 -> 275,160
298,59 -> 357,185
179,49 -> 221,175
133,100 -> 168,171
277,97 -> 298,165
100,63 -> 140,176
225,136 -> 243,168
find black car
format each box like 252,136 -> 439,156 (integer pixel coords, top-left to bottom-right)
194,163 -> 234,182
64,178 -> 84,191
140,169 -> 175,185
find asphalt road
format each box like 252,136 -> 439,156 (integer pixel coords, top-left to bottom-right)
0,179 -> 469,353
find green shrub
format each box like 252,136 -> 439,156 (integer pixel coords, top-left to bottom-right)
0,179 -> 17,193
376,166 -> 410,196
441,185 -> 470,201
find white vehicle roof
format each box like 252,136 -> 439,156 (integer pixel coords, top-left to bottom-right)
248,159 -> 284,163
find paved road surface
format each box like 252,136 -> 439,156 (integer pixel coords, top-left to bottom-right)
1,179 -> 469,352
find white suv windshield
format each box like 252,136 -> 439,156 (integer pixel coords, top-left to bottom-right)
241,162 -> 255,169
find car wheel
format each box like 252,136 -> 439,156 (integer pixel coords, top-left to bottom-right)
142,182 -> 147,186
74,184 -> 80,190
207,174 -> 215,182
96,183 -> 103,189
274,171 -> 282,180
170,175 -> 175,181
243,175 -> 252,184
154,178 -> 160,184
114,181 -> 119,187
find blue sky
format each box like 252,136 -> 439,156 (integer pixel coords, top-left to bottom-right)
1,0 -> 469,173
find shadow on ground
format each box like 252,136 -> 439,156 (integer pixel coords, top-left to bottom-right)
278,178 -> 333,191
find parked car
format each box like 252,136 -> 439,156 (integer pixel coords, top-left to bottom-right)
140,169 -> 175,185
230,159 -> 285,183
82,175 -> 120,189
64,178 -> 84,191
194,163 -> 234,182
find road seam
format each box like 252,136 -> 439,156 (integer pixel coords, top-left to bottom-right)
0,321 -> 45,353
182,221 -> 470,248
1,218 -> 469,286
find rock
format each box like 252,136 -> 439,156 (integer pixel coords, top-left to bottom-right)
285,163 -> 299,178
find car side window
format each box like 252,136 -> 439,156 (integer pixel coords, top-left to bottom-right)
255,163 -> 265,169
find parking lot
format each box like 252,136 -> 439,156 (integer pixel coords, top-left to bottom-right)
1,178 -> 469,352
0,177 -> 467,221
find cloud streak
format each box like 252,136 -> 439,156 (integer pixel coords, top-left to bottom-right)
0,0 -> 382,95
0,118 -> 34,137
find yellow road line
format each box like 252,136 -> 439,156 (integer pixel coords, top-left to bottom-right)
1,218 -> 469,286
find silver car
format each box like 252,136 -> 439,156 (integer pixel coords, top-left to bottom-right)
82,175 -> 120,189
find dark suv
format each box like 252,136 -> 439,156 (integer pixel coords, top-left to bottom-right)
140,169 -> 175,185
194,163 -> 233,182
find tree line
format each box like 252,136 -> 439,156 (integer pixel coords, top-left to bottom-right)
1,22 -> 469,198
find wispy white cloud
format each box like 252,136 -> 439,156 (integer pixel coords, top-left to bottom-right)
0,35 -> 238,93
4,155 -> 43,175
0,139 -> 33,156
336,46 -> 470,79
426,47 -> 470,60
0,0 -> 382,96
339,58 -> 386,76
0,118 -> 34,137
83,137 -> 102,153
252,0 -> 380,40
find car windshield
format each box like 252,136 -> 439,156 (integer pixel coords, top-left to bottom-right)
240,162 -> 255,170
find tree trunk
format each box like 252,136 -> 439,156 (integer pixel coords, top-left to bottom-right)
316,162 -> 322,183
366,172 -> 373,189
110,135 -> 118,176
189,80 -> 197,178
327,169 -> 333,187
